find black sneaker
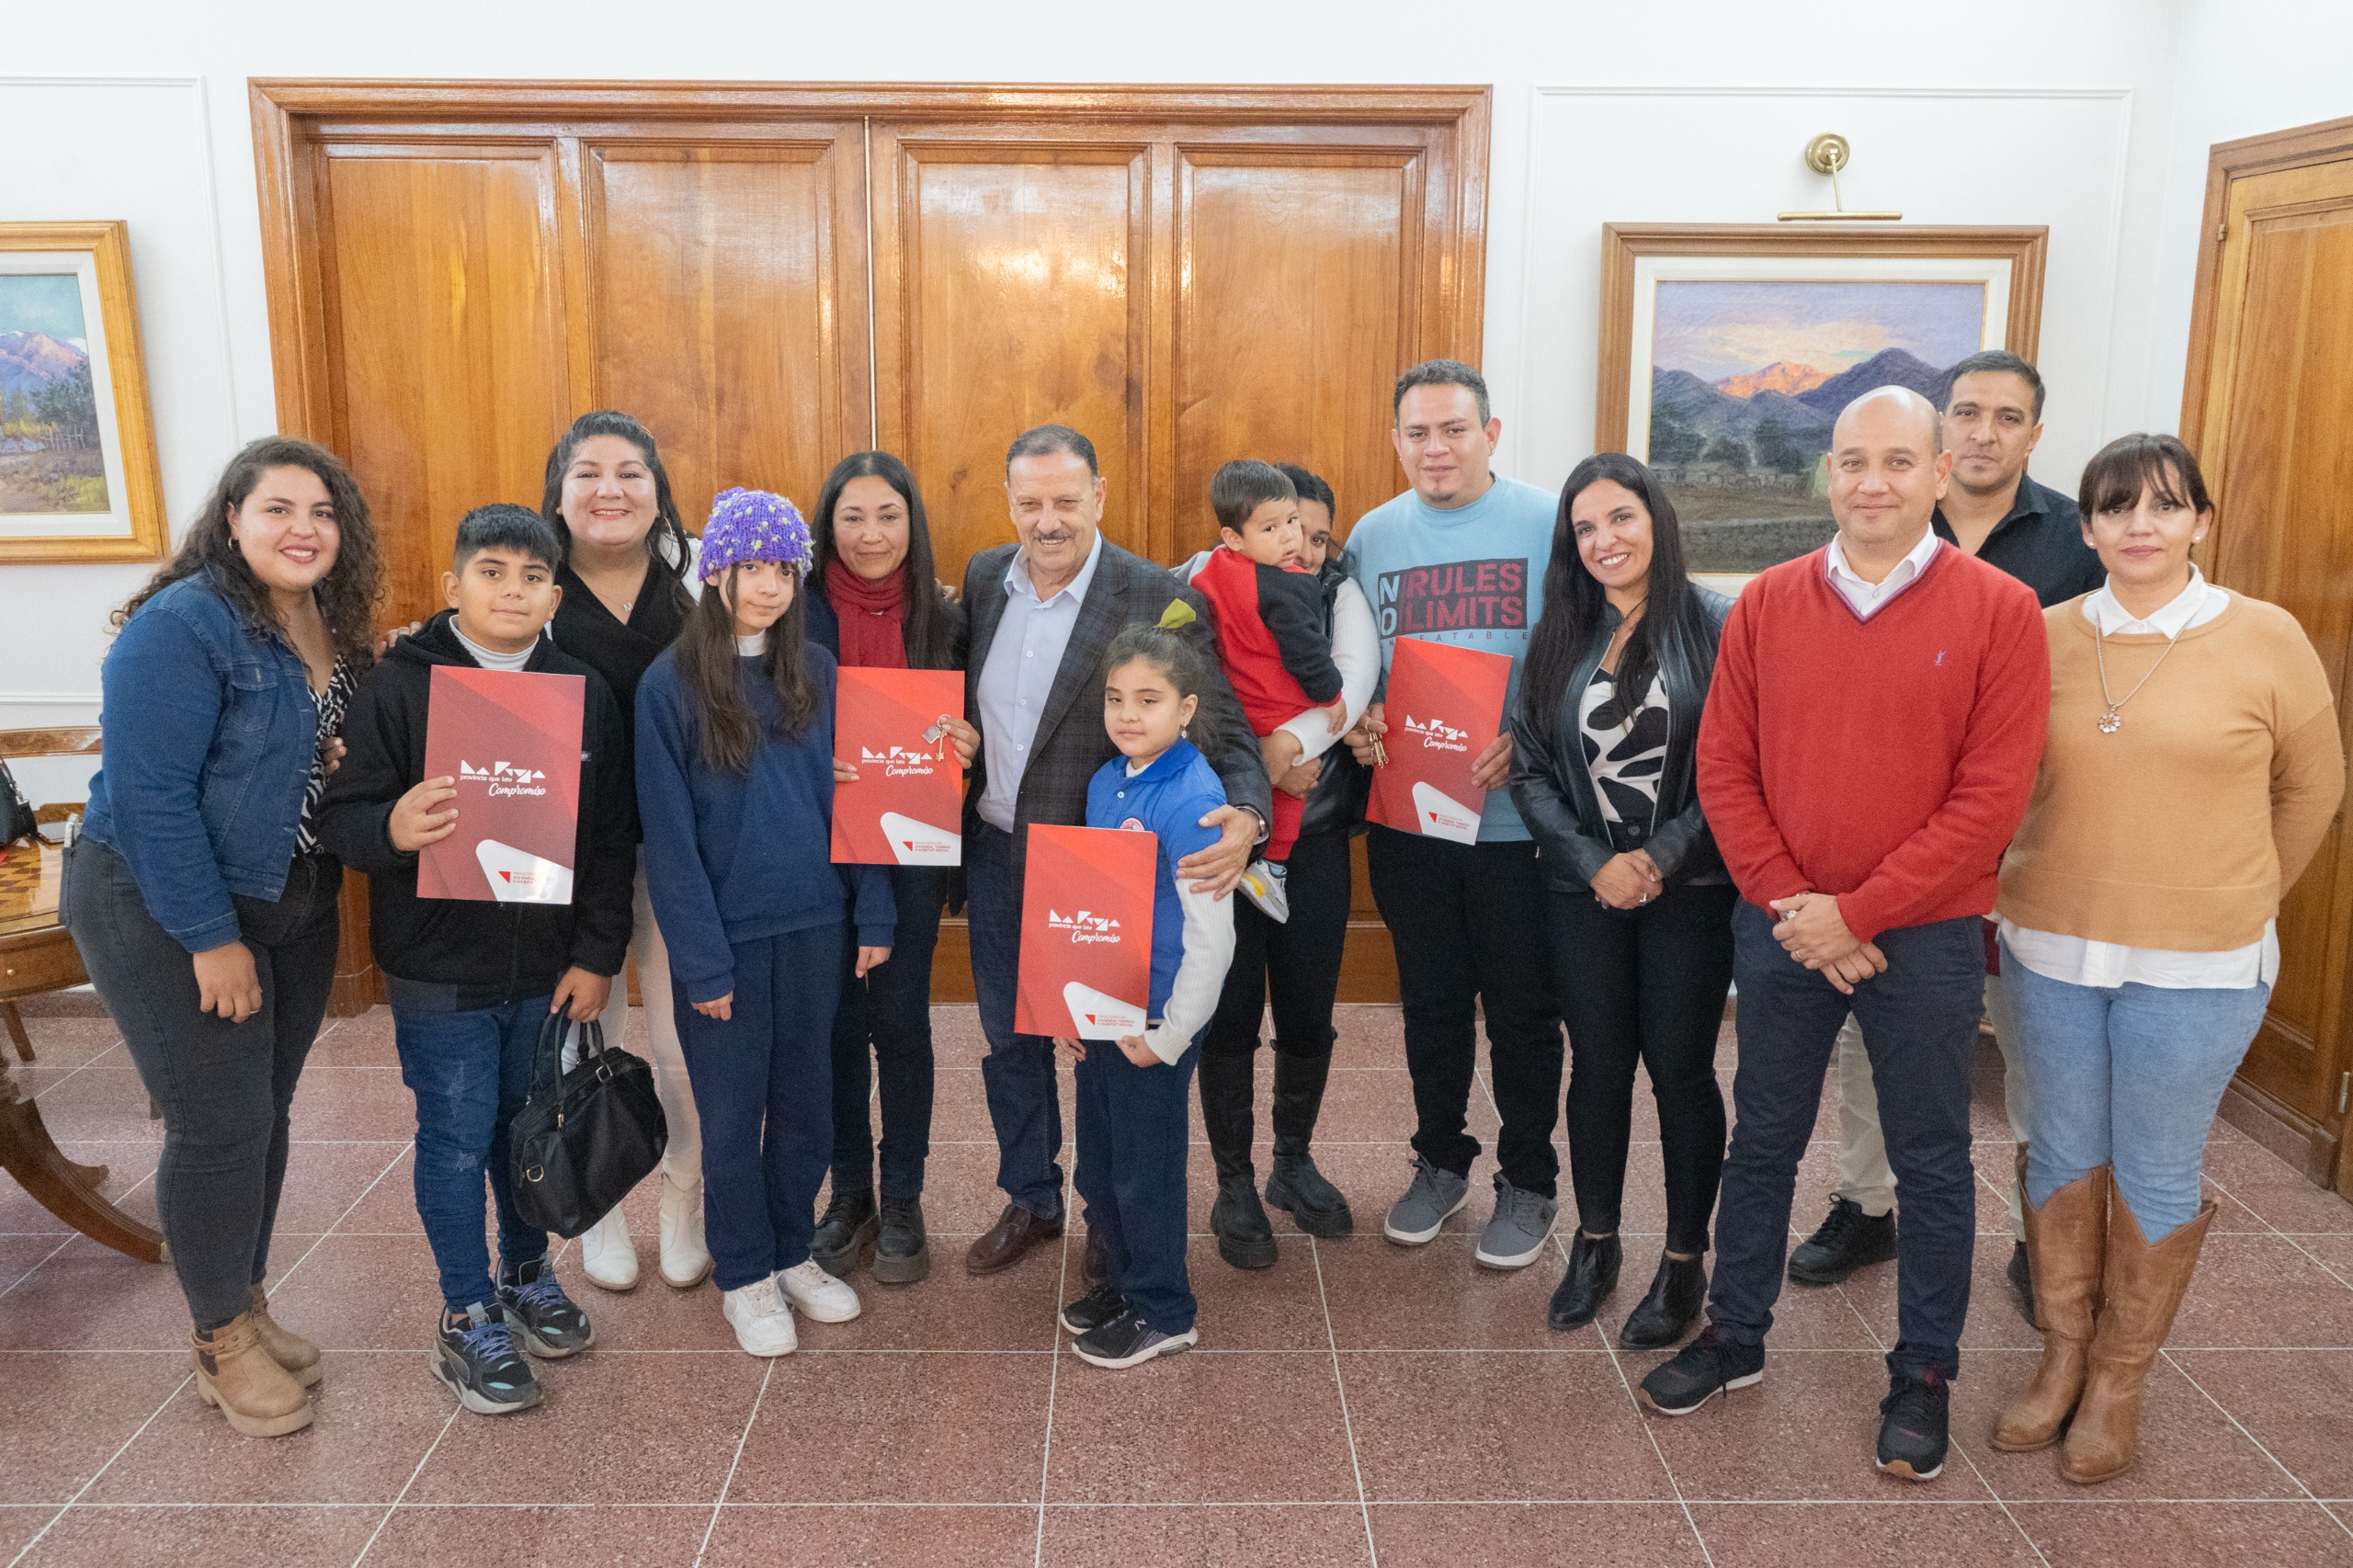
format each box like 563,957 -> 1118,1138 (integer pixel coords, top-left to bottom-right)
1059,1280 -> 1131,1336
2006,1240 -> 2038,1326
873,1195 -> 931,1285
1876,1368 -> 1950,1482
1787,1198 -> 1898,1285
812,1187 -> 880,1278
431,1302 -> 542,1415
1071,1309 -> 1199,1369
496,1254 -> 593,1358
1638,1324 -> 1765,1415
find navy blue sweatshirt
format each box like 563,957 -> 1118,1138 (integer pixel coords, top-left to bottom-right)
635,638 -> 894,1005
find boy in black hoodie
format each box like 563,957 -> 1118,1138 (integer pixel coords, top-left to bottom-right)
318,505 -> 633,1417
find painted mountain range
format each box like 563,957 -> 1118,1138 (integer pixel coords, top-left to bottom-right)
0,332 -> 89,400
1654,346 -> 1949,444
1714,360 -> 1830,399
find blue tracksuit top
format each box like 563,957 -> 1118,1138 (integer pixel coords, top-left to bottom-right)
1084,739 -> 1226,1017
636,640 -> 894,1005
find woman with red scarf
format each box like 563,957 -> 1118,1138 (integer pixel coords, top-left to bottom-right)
804,452 -> 973,1285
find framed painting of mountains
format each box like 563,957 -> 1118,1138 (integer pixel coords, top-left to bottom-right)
1596,224 -> 2046,589
0,222 -> 166,563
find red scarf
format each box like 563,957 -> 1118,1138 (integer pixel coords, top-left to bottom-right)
824,556 -> 908,669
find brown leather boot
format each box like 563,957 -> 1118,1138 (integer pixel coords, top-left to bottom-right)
192,1312 -> 314,1437
1991,1157 -> 2108,1452
250,1281 -> 323,1388
2059,1195 -> 2215,1484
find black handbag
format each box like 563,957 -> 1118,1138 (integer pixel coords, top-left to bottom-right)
507,1013 -> 667,1239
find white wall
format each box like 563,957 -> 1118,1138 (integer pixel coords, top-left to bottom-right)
7,0 -> 2330,730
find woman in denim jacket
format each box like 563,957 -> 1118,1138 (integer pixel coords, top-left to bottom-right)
66,437 -> 381,1437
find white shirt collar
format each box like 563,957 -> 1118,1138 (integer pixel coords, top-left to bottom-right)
2084,566 -> 2227,639
1004,529 -> 1106,608
1823,527 -> 1941,618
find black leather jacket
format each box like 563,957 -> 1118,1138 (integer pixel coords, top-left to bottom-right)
1509,585 -> 1733,895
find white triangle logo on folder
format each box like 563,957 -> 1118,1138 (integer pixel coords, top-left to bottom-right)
1063,981 -> 1147,1041
1411,780 -> 1482,845
475,838 -> 575,904
880,811 -> 961,867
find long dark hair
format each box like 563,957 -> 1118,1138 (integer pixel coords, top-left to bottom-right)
810,449 -> 961,668
540,410 -> 695,618
1520,453 -> 1711,734
115,436 -> 382,667
674,562 -> 818,772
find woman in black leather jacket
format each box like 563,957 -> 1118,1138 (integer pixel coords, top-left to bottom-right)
1510,452 -> 1733,1348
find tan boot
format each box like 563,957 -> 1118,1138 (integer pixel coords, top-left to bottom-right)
1991,1156 -> 2109,1451
2060,1195 -> 2215,1484
249,1281 -> 323,1388
192,1312 -> 314,1437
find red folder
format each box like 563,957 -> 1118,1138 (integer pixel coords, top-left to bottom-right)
1015,824 -> 1156,1040
1367,636 -> 1512,845
418,665 -> 585,903
830,667 -> 964,866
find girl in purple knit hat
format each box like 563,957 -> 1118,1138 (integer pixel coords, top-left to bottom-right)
634,487 -> 897,1357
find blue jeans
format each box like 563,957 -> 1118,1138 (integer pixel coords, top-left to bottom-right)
966,823 -> 1065,1219
2002,940 -> 2269,1243
830,866 -> 947,1199
392,998 -> 553,1313
1074,1030 -> 1203,1334
1709,904 -> 1984,1381
673,926 -> 845,1291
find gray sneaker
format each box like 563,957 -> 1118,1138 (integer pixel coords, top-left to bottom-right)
1382,1157 -> 1470,1245
1473,1175 -> 1559,1269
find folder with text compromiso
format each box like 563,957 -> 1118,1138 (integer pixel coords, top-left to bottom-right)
418,665 -> 585,903
830,666 -> 964,866
1015,824 -> 1156,1040
1367,636 -> 1512,845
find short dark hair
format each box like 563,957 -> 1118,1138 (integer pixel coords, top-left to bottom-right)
1940,350 -> 2046,421
1392,358 -> 1490,424
1275,462 -> 1336,517
1103,618 -> 1210,702
1006,424 -> 1099,476
2078,432 -> 2211,520
454,503 -> 563,572
1210,459 -> 1296,534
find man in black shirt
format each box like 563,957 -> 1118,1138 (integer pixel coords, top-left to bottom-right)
1788,351 -> 2099,1324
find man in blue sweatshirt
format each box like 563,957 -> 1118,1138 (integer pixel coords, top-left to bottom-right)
1343,359 -> 1567,1273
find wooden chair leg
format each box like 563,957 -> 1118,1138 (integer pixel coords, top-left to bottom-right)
0,1094 -> 165,1264
2,1002 -> 31,1063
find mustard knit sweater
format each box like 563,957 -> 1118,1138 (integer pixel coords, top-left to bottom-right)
1997,592 -> 2345,952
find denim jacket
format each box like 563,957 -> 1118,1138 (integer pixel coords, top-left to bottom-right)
80,574 -> 324,953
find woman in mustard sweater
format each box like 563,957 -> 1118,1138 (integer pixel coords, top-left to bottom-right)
1991,434 -> 2343,1484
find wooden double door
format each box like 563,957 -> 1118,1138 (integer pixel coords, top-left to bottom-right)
2184,114 -> 2353,1194
250,81 -> 1492,1009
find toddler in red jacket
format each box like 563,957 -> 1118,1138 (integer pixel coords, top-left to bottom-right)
1191,460 -> 1347,920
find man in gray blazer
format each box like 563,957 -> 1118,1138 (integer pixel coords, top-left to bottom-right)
960,424 -> 1271,1276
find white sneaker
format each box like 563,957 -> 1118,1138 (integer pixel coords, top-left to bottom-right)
578,1205 -> 640,1292
1239,859 -> 1290,923
722,1277 -> 798,1357
657,1176 -> 713,1290
778,1258 -> 862,1324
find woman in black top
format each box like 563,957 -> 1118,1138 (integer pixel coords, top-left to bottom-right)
801,450 -> 972,1285
1509,453 -> 1733,1348
540,409 -> 708,1293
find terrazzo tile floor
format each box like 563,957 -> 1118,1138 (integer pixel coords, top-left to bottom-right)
6,993 -> 2353,1566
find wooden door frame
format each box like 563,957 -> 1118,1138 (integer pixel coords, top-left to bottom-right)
2177,112 -> 2353,1192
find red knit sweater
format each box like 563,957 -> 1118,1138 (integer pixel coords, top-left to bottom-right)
1696,543 -> 2051,943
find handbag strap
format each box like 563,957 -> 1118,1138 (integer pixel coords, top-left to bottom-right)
529,1011 -> 603,1103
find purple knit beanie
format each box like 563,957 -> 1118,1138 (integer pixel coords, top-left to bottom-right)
699,487 -> 813,583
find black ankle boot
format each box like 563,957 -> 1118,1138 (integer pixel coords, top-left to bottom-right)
1212,1172 -> 1279,1270
873,1195 -> 930,1285
811,1186 -> 878,1278
1265,1047 -> 1352,1237
1547,1232 -> 1621,1332
1620,1251 -> 1708,1349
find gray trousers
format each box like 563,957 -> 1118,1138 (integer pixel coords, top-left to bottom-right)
1832,971 -> 2029,1234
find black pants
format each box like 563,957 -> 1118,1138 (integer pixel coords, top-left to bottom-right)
63,835 -> 342,1329
829,866 -> 947,1199
1364,825 -> 1563,1195
1205,827 -> 1352,1062
1548,882 -> 1735,1255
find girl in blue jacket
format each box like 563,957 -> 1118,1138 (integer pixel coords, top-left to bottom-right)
1053,608 -> 1236,1369
635,488 -> 893,1358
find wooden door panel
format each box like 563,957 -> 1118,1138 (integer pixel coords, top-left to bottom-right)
584,136 -> 870,528
317,143 -> 574,624
871,134 -> 1154,584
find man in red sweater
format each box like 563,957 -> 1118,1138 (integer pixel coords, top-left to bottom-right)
1639,387 -> 2050,1484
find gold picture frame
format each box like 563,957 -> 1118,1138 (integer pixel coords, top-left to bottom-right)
0,221 -> 168,563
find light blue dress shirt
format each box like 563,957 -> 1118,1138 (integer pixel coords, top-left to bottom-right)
975,530 -> 1107,832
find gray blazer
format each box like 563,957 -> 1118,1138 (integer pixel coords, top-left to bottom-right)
961,536 -> 1272,877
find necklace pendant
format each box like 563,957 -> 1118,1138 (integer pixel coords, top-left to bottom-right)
2097,708 -> 2123,734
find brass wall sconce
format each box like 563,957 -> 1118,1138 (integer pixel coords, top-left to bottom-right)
1778,133 -> 1903,222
